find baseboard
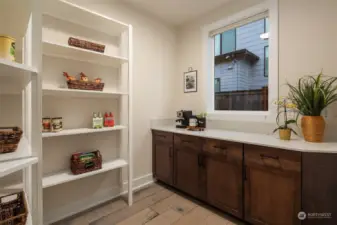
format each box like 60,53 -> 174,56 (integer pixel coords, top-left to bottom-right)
45,173 -> 154,225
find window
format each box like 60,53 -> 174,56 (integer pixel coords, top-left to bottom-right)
212,15 -> 269,111
264,46 -> 269,77
214,78 -> 221,93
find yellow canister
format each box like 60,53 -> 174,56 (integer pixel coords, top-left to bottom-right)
0,36 -> 15,61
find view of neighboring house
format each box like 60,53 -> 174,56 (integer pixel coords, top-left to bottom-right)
214,18 -> 269,111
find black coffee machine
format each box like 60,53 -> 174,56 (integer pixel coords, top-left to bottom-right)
176,110 -> 192,128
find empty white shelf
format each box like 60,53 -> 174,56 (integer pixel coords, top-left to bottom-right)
43,159 -> 128,188
0,137 -> 32,163
43,0 -> 129,37
0,157 -> 38,178
43,87 -> 128,98
42,126 -> 127,138
0,59 -> 37,76
43,40 -> 128,67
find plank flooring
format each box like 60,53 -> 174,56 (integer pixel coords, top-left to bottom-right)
53,182 -> 245,225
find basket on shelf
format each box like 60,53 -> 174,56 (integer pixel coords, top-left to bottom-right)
0,127 -> 23,154
66,80 -> 105,91
71,150 -> 102,175
0,191 -> 28,225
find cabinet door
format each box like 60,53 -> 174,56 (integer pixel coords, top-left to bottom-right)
152,131 -> 173,185
204,139 -> 243,218
174,147 -> 200,198
153,142 -> 173,184
244,145 -> 301,225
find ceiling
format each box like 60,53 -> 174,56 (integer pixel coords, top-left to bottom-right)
121,0 -> 233,25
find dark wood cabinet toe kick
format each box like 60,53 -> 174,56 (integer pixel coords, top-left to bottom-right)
152,130 -> 337,225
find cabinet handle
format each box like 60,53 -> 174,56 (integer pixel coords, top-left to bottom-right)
156,134 -> 166,138
169,147 -> 173,158
213,145 -> 227,151
182,140 -> 191,144
260,154 -> 279,160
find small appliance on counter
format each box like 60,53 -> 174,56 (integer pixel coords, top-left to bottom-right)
176,110 -> 192,128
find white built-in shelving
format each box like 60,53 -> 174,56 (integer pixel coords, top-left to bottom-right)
43,41 -> 128,67
42,87 -> 128,98
0,157 -> 38,179
0,0 -> 42,224
1,0 -> 133,223
42,126 -> 127,138
7,159 -> 127,189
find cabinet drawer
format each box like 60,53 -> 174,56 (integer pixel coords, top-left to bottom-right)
152,130 -> 173,144
174,134 -> 201,152
245,144 -> 301,172
203,139 -> 243,163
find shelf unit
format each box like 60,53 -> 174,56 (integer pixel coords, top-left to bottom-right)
41,0 -> 133,223
1,0 -> 133,224
0,0 -> 42,224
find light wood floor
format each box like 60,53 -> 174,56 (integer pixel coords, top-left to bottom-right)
54,182 -> 245,225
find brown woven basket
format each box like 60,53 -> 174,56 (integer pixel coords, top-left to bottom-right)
66,80 -> 104,91
71,150 -> 102,175
0,191 -> 28,225
0,127 -> 23,154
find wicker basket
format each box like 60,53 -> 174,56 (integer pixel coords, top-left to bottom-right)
71,150 -> 102,175
0,127 -> 23,154
0,191 -> 28,225
66,80 -> 104,91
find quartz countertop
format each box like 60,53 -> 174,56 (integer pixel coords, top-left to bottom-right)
151,126 -> 337,153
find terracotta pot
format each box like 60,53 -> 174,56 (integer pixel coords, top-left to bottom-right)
301,116 -> 325,142
279,129 -> 291,141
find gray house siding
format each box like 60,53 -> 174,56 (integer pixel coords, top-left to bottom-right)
215,19 -> 268,92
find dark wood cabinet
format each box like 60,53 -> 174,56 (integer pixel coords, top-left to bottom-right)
152,131 -> 173,185
203,139 -> 243,218
152,130 -> 337,225
244,145 -> 301,225
174,134 -> 202,198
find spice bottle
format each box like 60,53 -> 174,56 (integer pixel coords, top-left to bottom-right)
98,112 -> 103,128
104,112 -> 109,127
109,112 -> 115,127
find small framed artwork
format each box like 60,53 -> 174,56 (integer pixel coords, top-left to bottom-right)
184,69 -> 197,93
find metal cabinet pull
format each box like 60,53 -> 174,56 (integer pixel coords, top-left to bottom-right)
260,154 -> 279,160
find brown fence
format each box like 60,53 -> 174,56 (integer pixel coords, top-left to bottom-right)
215,87 -> 268,111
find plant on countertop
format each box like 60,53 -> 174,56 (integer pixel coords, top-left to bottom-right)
273,97 -> 298,140
287,71 -> 337,142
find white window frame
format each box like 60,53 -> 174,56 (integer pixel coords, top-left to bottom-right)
202,0 -> 279,122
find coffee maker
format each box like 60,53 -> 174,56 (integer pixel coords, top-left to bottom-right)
176,110 -> 192,128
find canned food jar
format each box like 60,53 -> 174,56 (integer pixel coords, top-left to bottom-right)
0,36 -> 15,61
51,117 -> 63,132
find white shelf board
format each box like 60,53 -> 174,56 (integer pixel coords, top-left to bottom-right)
0,59 -> 37,92
43,159 -> 128,188
42,126 -> 127,138
43,0 -> 129,37
0,137 -> 32,163
0,157 -> 38,179
43,87 -> 128,98
0,59 -> 37,75
43,40 -> 128,67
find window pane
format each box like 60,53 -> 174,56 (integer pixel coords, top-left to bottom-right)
221,29 -> 236,54
214,34 -> 221,56
214,18 -> 269,111
214,78 -> 220,92
265,46 -> 269,77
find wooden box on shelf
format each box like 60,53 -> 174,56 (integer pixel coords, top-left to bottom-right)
0,127 -> 23,154
71,150 -> 102,175
0,191 -> 28,225
66,80 -> 104,91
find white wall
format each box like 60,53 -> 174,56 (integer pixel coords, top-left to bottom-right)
42,1 -> 177,223
175,0 -> 337,133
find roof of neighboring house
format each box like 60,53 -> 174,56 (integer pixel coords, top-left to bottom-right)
214,49 -> 260,65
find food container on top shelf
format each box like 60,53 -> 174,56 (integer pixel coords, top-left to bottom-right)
0,36 -> 15,61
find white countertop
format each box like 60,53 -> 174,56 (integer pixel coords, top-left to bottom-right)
152,126 -> 337,153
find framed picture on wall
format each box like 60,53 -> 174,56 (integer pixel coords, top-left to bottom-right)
184,69 -> 197,93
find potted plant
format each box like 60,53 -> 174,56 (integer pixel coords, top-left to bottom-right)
273,98 -> 297,140
287,72 -> 337,142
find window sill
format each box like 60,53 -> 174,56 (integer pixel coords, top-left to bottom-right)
207,110 -> 274,122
